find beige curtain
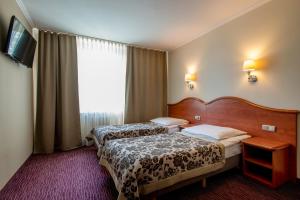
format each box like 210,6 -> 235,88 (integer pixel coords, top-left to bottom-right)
34,31 -> 81,153
125,46 -> 167,123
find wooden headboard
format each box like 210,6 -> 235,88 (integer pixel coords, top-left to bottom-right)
168,96 -> 299,179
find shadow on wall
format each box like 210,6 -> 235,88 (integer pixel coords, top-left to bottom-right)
0,16 -> 6,51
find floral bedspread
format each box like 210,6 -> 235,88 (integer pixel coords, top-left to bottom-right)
92,122 -> 168,156
100,132 -> 225,200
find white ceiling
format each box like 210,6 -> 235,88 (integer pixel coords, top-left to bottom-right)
20,0 -> 270,50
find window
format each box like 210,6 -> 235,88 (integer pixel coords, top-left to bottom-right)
76,36 -> 127,137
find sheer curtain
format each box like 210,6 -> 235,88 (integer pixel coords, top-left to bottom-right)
76,36 -> 127,138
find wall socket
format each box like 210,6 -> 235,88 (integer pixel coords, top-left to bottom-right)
194,115 -> 201,121
262,124 -> 276,132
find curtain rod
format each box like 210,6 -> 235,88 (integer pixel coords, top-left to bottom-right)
39,28 -> 166,52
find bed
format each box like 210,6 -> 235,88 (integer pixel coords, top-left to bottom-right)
91,117 -> 188,157
100,132 -> 226,200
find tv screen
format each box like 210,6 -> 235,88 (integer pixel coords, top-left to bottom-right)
4,16 -> 37,68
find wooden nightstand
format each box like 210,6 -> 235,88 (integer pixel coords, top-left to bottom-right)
242,137 -> 290,188
179,124 -> 199,131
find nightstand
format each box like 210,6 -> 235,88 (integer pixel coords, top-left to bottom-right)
179,124 -> 199,131
242,137 -> 290,188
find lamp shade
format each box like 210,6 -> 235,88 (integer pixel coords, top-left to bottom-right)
185,73 -> 196,82
243,59 -> 256,71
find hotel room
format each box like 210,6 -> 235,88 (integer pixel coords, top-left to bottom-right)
0,0 -> 299,199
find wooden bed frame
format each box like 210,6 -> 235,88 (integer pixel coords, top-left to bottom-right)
168,96 -> 298,180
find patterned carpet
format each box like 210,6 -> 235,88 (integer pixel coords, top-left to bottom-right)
0,147 -> 299,200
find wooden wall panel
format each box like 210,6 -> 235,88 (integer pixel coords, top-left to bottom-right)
168,96 -> 298,179
168,98 -> 206,124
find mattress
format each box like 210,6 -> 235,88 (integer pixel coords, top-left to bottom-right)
181,131 -> 251,158
225,143 -> 243,158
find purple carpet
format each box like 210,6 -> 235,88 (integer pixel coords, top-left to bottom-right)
0,147 -> 118,200
0,147 -> 299,200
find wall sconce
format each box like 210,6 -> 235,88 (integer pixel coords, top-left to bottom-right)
243,59 -> 257,82
185,73 -> 196,89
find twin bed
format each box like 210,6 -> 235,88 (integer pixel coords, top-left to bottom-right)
90,97 -> 298,200
100,132 -> 225,200
92,117 -> 188,156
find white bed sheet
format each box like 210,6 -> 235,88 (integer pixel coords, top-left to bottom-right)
181,131 -> 251,158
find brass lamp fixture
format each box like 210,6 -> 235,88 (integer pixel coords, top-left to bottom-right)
243,59 -> 257,82
185,73 -> 196,89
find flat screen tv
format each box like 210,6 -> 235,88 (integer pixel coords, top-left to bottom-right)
4,16 -> 37,68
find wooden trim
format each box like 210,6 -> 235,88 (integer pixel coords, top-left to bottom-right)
206,96 -> 299,114
167,97 -> 205,106
168,96 -> 299,114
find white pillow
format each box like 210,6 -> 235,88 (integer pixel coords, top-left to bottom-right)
150,117 -> 189,126
183,124 -> 246,140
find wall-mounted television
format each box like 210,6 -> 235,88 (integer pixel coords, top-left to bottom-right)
4,16 -> 37,68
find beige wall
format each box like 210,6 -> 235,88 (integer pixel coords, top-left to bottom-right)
168,0 -> 300,178
0,0 -> 33,189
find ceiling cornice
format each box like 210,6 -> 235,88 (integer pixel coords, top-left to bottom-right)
172,0 -> 272,50
16,0 -> 35,28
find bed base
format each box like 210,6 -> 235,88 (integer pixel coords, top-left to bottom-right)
143,155 -> 240,200
91,134 -> 102,157
147,177 -> 207,200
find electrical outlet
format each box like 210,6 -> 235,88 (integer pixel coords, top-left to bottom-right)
262,124 -> 276,132
194,115 -> 201,121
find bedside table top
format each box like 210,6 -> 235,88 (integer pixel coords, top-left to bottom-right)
242,137 -> 289,150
